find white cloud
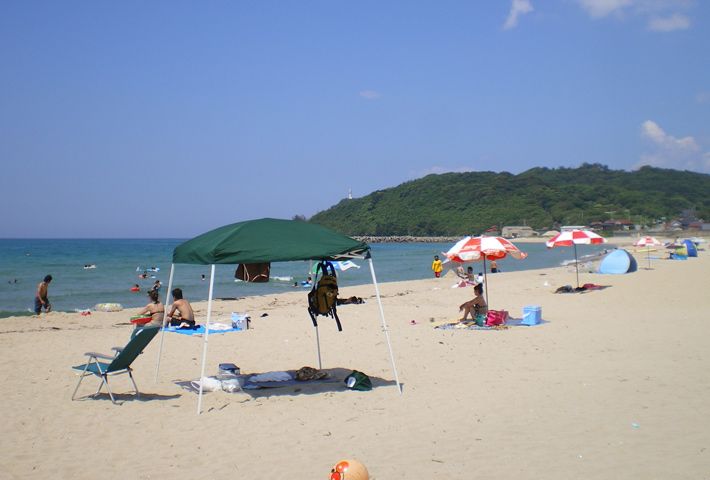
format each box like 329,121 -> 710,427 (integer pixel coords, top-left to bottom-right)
575,0 -> 633,19
574,0 -> 694,32
503,0 -> 534,30
634,120 -> 710,173
409,166 -> 477,179
647,12 -> 690,31
360,90 -> 382,100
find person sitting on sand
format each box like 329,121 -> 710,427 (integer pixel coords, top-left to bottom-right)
457,266 -> 474,283
136,289 -> 165,327
166,288 -> 195,327
459,283 -> 487,325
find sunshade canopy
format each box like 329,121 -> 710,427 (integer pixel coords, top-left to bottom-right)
173,218 -> 370,265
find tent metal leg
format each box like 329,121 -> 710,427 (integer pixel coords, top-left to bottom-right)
368,258 -> 402,394
197,264 -> 216,415
155,263 -> 175,382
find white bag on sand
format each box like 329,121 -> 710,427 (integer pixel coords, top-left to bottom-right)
221,378 -> 244,393
191,376 -> 222,392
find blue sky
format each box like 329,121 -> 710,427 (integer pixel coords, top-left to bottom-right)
1,1 -> 708,238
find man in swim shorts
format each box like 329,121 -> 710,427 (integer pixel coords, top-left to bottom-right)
35,275 -> 52,314
166,287 -> 196,327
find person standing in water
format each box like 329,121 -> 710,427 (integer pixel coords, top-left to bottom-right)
431,255 -> 443,278
35,275 -> 52,314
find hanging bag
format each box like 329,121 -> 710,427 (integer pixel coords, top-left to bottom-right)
307,261 -> 342,331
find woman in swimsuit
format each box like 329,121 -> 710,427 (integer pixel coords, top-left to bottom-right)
137,290 -> 165,327
458,283 -> 488,325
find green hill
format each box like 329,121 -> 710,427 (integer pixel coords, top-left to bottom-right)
308,164 -> 710,236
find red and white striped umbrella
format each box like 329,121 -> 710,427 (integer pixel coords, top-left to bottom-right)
545,229 -> 607,248
444,235 -> 528,263
633,236 -> 662,269
546,230 -> 607,288
444,236 -> 527,306
633,236 -> 662,248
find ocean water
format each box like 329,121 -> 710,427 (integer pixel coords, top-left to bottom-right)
0,238 -> 614,318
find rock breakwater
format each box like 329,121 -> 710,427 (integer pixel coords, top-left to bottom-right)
353,236 -> 460,243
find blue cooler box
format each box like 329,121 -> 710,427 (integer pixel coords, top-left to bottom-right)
523,306 -> 542,325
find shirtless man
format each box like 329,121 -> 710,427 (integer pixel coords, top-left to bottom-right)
166,288 -> 195,327
35,275 -> 52,314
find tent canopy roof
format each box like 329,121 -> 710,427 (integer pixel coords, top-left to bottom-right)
173,218 -> 370,265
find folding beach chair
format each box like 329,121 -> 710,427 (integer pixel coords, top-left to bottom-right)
71,326 -> 160,405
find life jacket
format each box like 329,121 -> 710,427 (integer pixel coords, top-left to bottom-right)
307,261 -> 342,331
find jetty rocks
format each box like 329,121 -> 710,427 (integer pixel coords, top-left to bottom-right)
353,236 -> 460,244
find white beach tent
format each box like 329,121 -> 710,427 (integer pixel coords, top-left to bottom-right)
154,218 -> 401,414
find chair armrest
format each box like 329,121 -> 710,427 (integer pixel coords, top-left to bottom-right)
84,351 -> 114,361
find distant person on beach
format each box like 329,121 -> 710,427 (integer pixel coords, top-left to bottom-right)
431,255 -> 443,278
201,275 -> 206,281
136,290 -> 165,327
490,260 -> 500,273
459,283 -> 487,325
35,275 -> 52,314
457,266 -> 474,283
167,288 -> 195,327
475,272 -> 484,285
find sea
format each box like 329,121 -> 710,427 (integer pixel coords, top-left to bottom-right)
0,238 -> 614,319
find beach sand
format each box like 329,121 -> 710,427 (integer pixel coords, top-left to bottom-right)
1,240 -> 708,479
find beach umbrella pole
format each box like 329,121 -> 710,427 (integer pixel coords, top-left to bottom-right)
315,325 -> 322,370
483,257 -> 489,307
574,243 -> 580,289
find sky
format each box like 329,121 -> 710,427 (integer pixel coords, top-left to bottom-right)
1,0 -> 708,238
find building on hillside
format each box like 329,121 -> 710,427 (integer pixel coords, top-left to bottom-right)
501,226 -> 535,238
602,218 -> 635,231
561,225 -> 586,232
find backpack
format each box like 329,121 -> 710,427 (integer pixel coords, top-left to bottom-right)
307,261 -> 342,331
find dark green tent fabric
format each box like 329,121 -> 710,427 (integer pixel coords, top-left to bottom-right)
173,218 -> 370,265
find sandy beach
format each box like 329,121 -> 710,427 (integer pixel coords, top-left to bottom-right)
1,238 -> 708,479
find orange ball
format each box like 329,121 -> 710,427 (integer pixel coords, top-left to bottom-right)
330,459 -> 369,480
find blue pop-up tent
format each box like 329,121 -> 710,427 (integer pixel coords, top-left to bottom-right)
682,239 -> 698,257
597,249 -> 638,274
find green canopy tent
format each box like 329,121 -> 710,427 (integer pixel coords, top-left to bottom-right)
154,218 -> 401,413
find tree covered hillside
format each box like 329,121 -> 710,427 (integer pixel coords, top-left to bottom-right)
308,164 -> 710,236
